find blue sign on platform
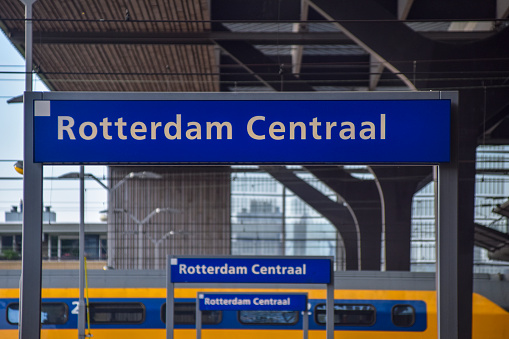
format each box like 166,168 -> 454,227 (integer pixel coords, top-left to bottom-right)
198,293 -> 308,311
32,95 -> 451,164
169,257 -> 331,284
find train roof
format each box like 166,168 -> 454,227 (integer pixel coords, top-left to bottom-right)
1,269 -> 508,310
0,269 -> 507,290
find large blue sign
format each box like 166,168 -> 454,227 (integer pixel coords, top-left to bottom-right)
33,97 -> 450,163
198,293 -> 307,311
169,257 -> 331,284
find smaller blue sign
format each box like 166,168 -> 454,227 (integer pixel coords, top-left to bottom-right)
170,257 -> 331,284
199,293 -> 307,311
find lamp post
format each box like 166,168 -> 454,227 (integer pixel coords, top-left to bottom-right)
146,229 -> 186,269
58,169 -> 162,338
59,170 -> 162,192
59,170 -> 163,267
114,207 -> 179,269
147,231 -> 174,270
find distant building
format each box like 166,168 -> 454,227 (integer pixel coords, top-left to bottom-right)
231,169 -> 338,261
231,146 -> 509,273
411,145 -> 509,274
5,203 -> 56,223
232,200 -> 283,255
1,203 -> 107,262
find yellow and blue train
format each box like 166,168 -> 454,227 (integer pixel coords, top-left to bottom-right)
0,269 -> 508,338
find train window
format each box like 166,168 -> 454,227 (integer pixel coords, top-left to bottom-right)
238,310 -> 299,325
88,302 -> 145,324
392,304 -> 415,327
315,303 -> 375,326
161,302 -> 222,325
7,303 -> 68,325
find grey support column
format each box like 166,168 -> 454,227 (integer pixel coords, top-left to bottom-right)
436,91 -> 460,339
326,266 -> 334,339
78,166 -> 86,339
20,94 -> 43,338
196,295 -> 202,339
19,1 -> 41,338
302,297 -> 308,339
166,256 -> 175,339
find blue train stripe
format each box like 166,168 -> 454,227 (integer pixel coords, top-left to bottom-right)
0,297 -> 426,332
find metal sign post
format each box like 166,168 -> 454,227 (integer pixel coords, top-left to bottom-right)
436,92 -> 460,339
167,256 -> 334,339
19,1 -> 42,339
196,292 -> 309,339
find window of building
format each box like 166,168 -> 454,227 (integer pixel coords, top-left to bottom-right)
99,237 -> 108,259
314,303 -> 375,326
392,304 -> 415,327
238,310 -> 298,325
88,302 -> 145,324
49,235 -> 105,260
1,235 -> 22,257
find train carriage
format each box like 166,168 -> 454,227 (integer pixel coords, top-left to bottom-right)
0,270 -> 508,338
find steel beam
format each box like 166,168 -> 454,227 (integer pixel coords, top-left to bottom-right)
8,30 -> 493,46
213,25 -> 315,91
305,166 -> 381,270
264,166 -> 360,270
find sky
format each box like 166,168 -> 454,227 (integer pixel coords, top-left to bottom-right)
0,31 -> 107,223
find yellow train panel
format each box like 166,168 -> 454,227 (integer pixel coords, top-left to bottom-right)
2,287 -> 509,339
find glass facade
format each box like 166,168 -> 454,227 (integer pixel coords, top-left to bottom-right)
410,145 -> 509,273
231,146 -> 509,273
231,167 -> 339,262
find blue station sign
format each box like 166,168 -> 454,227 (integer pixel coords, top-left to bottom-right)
198,293 -> 308,311
169,257 -> 331,284
31,94 -> 451,164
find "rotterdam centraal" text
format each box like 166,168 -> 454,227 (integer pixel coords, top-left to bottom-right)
57,114 -> 386,141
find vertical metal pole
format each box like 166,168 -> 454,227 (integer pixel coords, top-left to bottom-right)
326,283 -> 334,339
196,294 -> 202,339
282,187 -> 286,255
78,166 -> 86,339
155,243 -> 160,269
326,260 -> 334,339
436,92 -> 459,339
20,96 -> 43,339
138,223 -> 143,269
107,167 -> 114,268
22,0 -> 35,93
302,294 -> 308,339
166,256 -> 175,339
436,164 -> 459,339
19,1 -> 41,339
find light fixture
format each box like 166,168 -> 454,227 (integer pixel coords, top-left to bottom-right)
14,161 -> 23,175
493,200 -> 509,218
58,171 -> 162,191
114,207 -> 179,269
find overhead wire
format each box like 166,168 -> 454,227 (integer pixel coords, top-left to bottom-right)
2,17 -> 509,24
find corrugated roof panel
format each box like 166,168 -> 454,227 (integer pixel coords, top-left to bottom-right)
223,22 -> 294,32
303,45 -> 367,56
224,22 -> 342,33
406,21 -> 456,32
0,0 -> 217,92
253,44 -> 366,56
